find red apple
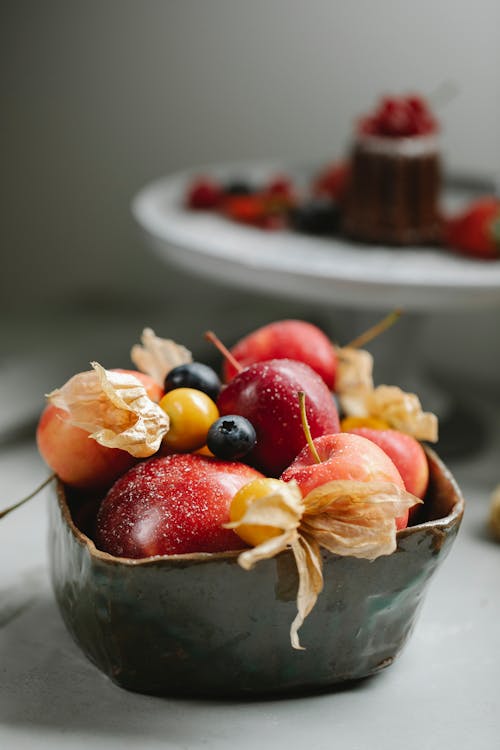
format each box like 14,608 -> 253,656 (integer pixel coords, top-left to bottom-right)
217,358 -> 340,477
36,405 -> 137,490
346,427 -> 429,500
96,453 -> 264,557
281,432 -> 409,530
223,320 -> 337,389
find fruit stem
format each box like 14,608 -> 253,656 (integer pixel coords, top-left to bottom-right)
0,473 -> 56,520
298,391 -> 322,464
204,330 -> 243,373
345,308 -> 403,350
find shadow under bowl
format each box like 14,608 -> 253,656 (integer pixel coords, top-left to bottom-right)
48,448 -> 464,698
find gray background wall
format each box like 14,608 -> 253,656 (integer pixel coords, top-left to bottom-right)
1,1 -> 499,393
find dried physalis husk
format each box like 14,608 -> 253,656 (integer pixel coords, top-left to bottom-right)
489,485 -> 500,542
227,481 -> 305,570
130,327 -> 192,386
335,346 -> 374,396
288,534 -> 323,650
340,384 -> 438,443
229,478 -> 419,649
47,363 -> 169,457
301,480 -> 416,558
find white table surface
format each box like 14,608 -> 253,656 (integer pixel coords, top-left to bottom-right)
1,409 -> 500,750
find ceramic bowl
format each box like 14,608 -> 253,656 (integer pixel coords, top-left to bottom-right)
48,448 -> 464,698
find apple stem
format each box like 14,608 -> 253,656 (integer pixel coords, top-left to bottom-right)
345,308 -> 403,350
298,391 -> 322,464
0,473 -> 56,520
204,330 -> 243,373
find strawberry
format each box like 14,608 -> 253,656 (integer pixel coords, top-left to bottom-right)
221,194 -> 270,227
444,197 -> 500,260
222,189 -> 292,230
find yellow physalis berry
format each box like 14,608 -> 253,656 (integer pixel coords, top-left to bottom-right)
160,387 -> 219,452
230,478 -> 286,547
196,444 -> 215,457
340,416 -> 390,431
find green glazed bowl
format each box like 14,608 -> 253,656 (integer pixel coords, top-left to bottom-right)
49,448 -> 464,698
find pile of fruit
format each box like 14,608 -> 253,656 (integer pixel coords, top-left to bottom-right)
35,318 -> 439,646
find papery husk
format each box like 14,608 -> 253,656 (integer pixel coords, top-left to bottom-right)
130,327 -> 192,386
340,384 -> 438,442
48,363 -> 169,457
335,346 -> 374,396
226,481 -> 304,570
230,478 -> 419,649
301,480 -> 419,558
489,485 -> 500,541
289,534 -> 323,650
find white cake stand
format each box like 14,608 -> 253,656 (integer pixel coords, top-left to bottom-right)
132,161 -> 500,312
132,162 -> 500,456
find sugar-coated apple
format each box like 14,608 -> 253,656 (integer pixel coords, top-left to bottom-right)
95,453 -> 264,557
281,432 -> 409,530
217,358 -> 340,477
346,427 -> 429,500
223,320 -> 337,389
36,405 -> 137,491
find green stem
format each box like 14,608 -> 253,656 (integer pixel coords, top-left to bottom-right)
346,308 -> 403,350
298,391 -> 322,464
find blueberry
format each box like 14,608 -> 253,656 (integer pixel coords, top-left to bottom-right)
224,180 -> 254,196
164,362 -> 221,402
207,415 -> 257,460
290,198 -> 340,235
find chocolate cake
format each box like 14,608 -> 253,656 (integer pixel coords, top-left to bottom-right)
342,95 -> 442,245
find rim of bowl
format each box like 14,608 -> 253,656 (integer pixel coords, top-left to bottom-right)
54,446 -> 464,568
